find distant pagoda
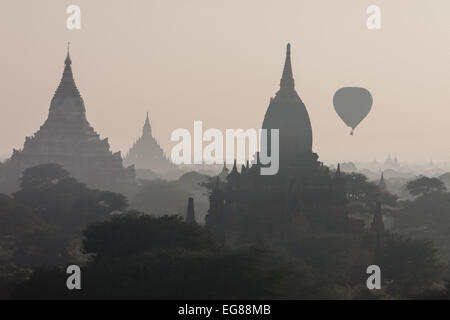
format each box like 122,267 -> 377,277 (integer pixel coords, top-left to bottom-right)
0,44 -> 135,193
123,113 -> 175,173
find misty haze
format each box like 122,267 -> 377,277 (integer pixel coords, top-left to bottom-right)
1,0 -> 450,303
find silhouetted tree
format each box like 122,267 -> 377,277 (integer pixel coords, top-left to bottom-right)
0,164 -> 128,271
19,164 -> 70,190
377,234 -> 443,297
83,213 -> 215,258
13,214 -> 332,299
394,176 -> 450,263
406,176 -> 446,198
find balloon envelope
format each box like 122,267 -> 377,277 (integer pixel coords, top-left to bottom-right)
333,87 -> 372,134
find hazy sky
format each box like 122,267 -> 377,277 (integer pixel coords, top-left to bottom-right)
0,0 -> 449,163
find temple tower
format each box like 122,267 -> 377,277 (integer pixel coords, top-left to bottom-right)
205,44 -> 358,245
0,45 -> 135,193
378,172 -> 387,190
261,43 -> 319,169
123,113 -> 175,174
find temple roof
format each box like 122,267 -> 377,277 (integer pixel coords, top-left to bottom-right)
48,44 -> 86,120
123,113 -> 174,172
261,43 -> 314,166
280,43 -> 294,92
143,112 -> 152,136
4,44 -> 136,193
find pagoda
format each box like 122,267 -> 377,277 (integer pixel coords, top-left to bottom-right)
123,113 -> 175,174
205,44 -> 361,245
0,45 -> 135,193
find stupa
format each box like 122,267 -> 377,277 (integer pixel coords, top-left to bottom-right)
0,44 -> 135,193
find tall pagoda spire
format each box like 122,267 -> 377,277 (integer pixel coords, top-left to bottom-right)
65,42 -> 72,65
280,43 -> 295,91
261,43 -> 314,166
60,41 -> 75,85
48,43 -> 85,119
142,112 -> 152,136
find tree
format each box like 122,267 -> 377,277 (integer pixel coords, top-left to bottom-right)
343,172 -> 397,208
14,164 -> 127,230
376,234 -> 443,297
406,176 -> 446,198
14,214 -> 331,299
341,172 -> 398,228
19,163 -> 70,191
394,176 -> 450,264
2,164 -> 128,270
83,213 -> 215,258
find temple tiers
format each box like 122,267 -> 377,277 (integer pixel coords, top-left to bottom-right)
123,113 -> 175,174
0,46 -> 135,193
205,44 -> 360,245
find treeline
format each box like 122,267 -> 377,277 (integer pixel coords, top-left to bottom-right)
1,164 -> 450,299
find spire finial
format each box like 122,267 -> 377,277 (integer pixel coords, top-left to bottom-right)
280,43 -> 294,91
65,41 -> 72,65
142,112 -> 152,136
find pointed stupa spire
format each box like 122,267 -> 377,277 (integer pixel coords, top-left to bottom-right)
142,112 -> 152,136
59,42 -> 76,86
227,159 -> 240,189
219,160 -> 229,181
280,43 -> 295,91
65,42 -> 72,65
49,43 -> 84,118
378,171 -> 387,190
232,160 -> 238,172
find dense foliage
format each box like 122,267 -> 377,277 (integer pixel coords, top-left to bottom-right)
2,165 -> 450,299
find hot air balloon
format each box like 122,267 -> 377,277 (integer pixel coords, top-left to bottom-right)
333,87 -> 373,135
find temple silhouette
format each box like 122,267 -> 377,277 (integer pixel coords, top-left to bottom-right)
123,113 -> 175,174
205,44 -> 362,244
0,45 -> 135,193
